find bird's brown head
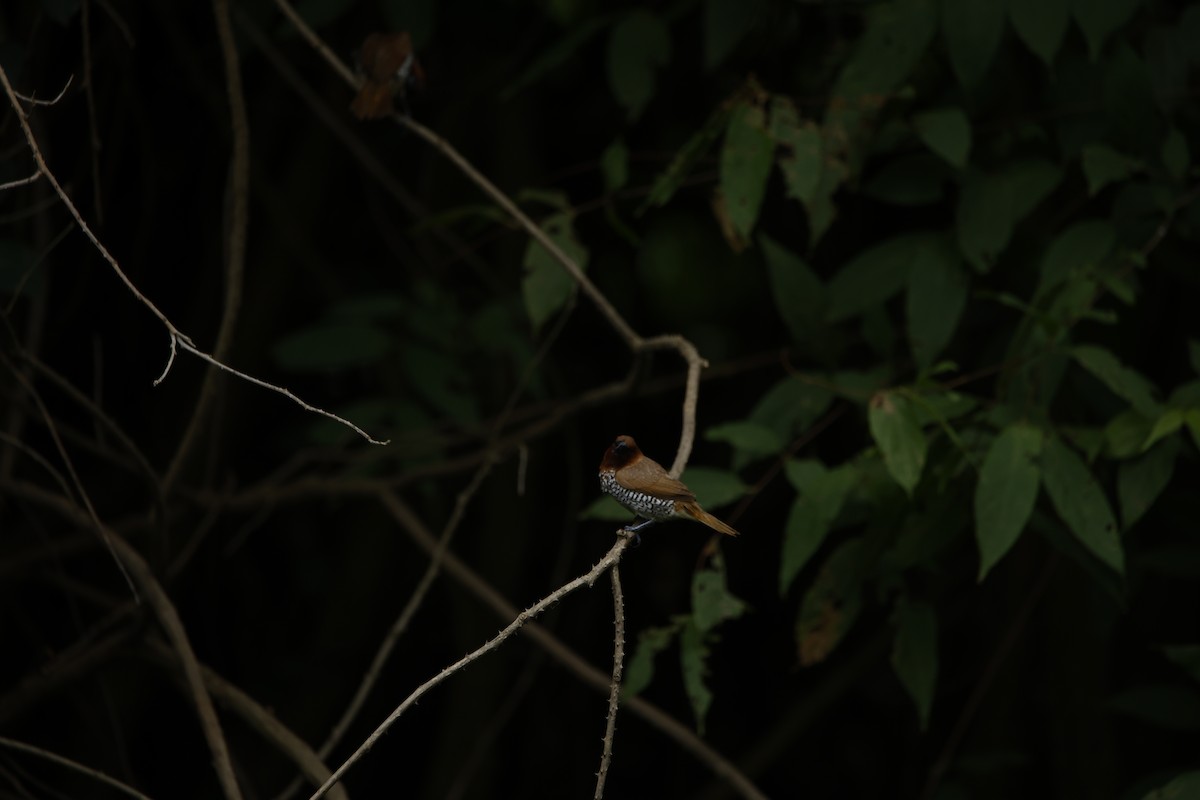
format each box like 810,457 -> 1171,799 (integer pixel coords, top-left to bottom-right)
599,435 -> 642,471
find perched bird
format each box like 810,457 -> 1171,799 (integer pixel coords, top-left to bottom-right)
598,435 -> 739,537
350,32 -> 425,120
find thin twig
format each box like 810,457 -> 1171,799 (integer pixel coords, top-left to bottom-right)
5,486 -> 244,800
305,283 -> 579,780
0,736 -> 152,800
0,172 -> 39,191
142,640 -> 349,800
0,63 -> 386,446
593,565 -> 625,800
12,75 -> 73,106
267,0 -> 708,466
380,492 -> 769,800
919,555 -> 1059,800
309,535 -> 634,799
82,0 -> 104,224
162,0 -> 253,490
1,352 -> 138,599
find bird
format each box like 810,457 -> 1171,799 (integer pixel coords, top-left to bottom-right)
598,435 -> 739,537
350,32 -> 425,120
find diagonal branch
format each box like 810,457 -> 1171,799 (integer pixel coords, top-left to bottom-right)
309,535 -> 634,799
0,63 -> 386,447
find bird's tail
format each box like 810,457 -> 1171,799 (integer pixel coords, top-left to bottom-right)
679,502 -> 740,537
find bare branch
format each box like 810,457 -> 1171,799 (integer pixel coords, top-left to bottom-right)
143,640 -> 349,800
0,736 -> 153,800
13,74 -> 73,106
309,535 -> 634,799
161,0 -> 254,490
593,565 -> 625,800
0,63 -> 386,447
380,491 -> 769,800
1,485 -> 244,800
0,171 -> 40,191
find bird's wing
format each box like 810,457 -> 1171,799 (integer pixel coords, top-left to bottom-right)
615,457 -> 696,502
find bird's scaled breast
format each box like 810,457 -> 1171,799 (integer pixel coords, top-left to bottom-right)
600,471 -> 677,520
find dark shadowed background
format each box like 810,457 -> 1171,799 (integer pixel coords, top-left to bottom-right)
2,0 -> 1199,798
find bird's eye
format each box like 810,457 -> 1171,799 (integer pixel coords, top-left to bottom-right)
613,439 -> 626,450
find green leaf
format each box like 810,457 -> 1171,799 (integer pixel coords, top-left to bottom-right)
1141,772 -> 1200,800
1118,438 -> 1178,529
796,538 -> 867,665
679,467 -> 748,509
1162,128 -> 1190,182
1006,159 -> 1065,220
718,101 -> 776,241
891,599 -> 939,730
827,234 -> 922,322
803,156 -> 848,245
1072,0 -> 1141,60
401,344 -> 479,424
975,423 -> 1043,580
705,420 -> 785,457
1103,409 -> 1155,458
760,233 -> 826,349
1071,345 -> 1161,416
679,619 -> 713,734
622,623 -> 680,697
906,236 -> 968,369
703,0 -> 756,70
956,169 -> 1013,272
941,0 -> 1006,88
869,391 -> 927,496
826,0 -> 937,168
692,553 -> 748,633
770,97 -> 822,203
749,376 -> 834,442
522,212 -> 589,334
1008,0 -> 1069,65
1041,437 -> 1124,574
913,107 -> 971,169
780,460 -> 857,593
272,322 -> 393,373
1081,144 -> 1138,196
607,10 -> 671,120
639,107 -> 730,213
601,138 -> 629,191
1038,220 -> 1116,297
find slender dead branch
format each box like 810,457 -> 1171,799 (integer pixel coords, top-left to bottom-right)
6,486 -> 243,800
0,62 -> 386,446
2,352 -> 138,599
380,492 -> 769,800
0,171 -> 40,191
142,640 -> 349,800
593,565 -> 625,800
0,736 -> 153,800
162,0 -> 253,490
268,0 -> 706,465
309,535 -> 634,799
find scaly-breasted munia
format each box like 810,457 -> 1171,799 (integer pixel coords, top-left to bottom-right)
350,32 -> 425,120
598,435 -> 739,537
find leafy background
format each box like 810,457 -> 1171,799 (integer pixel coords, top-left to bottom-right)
2,0 -> 1199,797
